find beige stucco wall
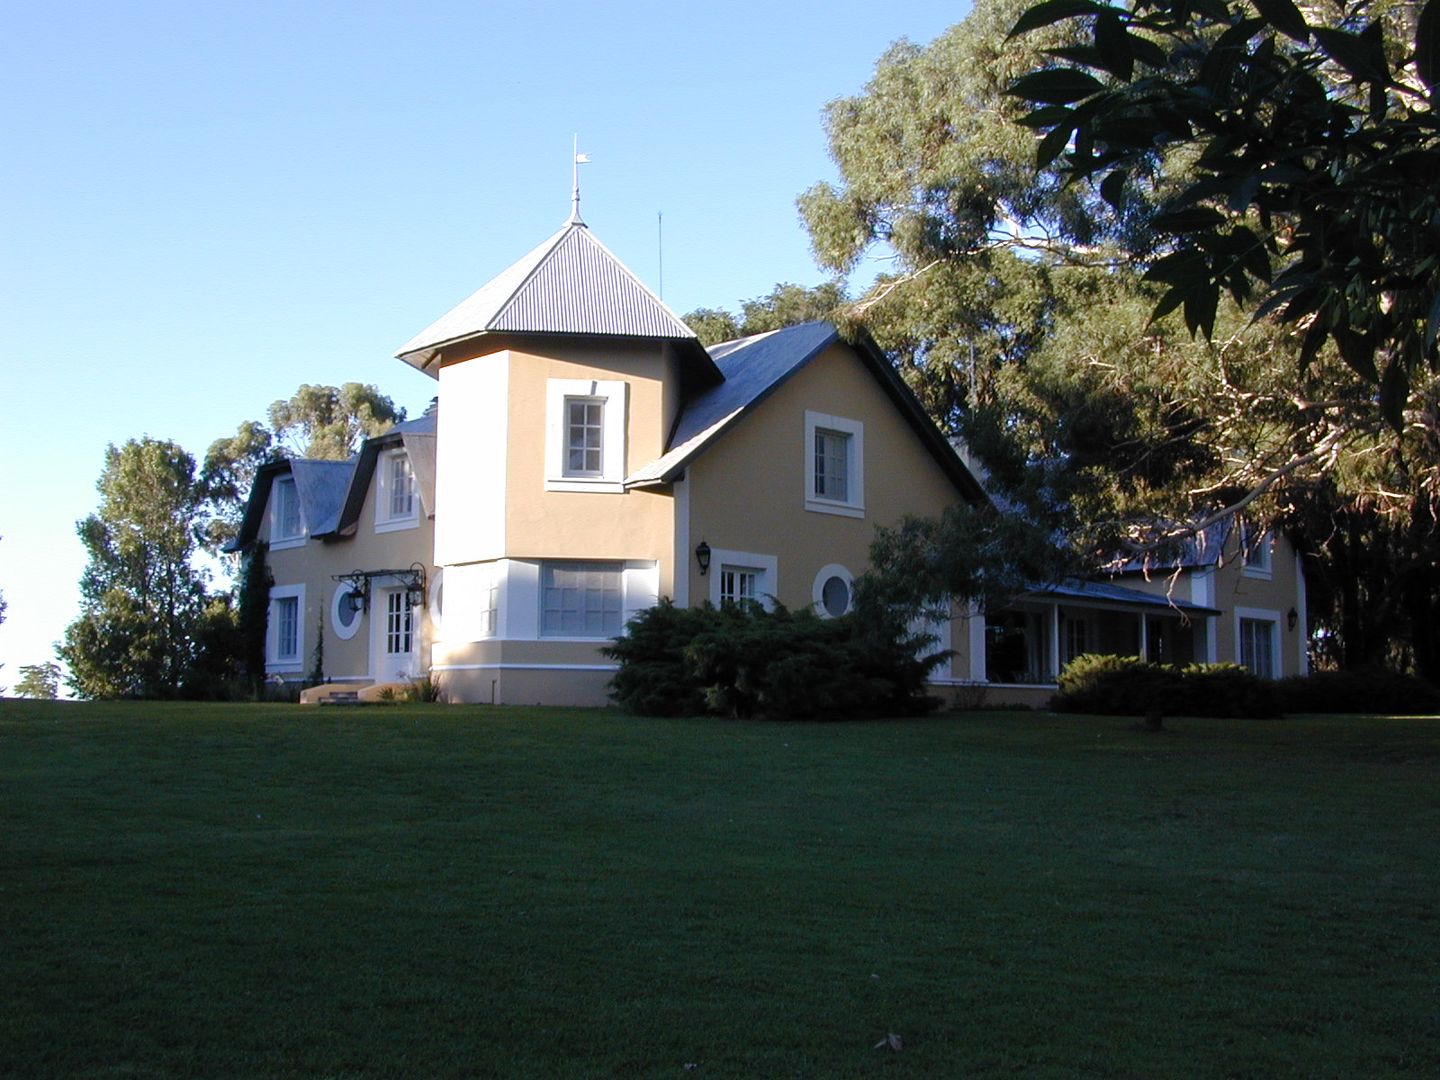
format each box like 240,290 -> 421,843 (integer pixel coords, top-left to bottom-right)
264,463 -> 436,683
684,342 -> 971,660
502,340 -> 678,595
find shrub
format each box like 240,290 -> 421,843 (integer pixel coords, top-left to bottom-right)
604,600 -> 945,719
1053,655 -> 1279,719
1174,663 -> 1281,719
402,673 -> 444,703
1279,667 -> 1440,715
1053,654 -> 1178,716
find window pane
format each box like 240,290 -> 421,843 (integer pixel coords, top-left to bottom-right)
814,430 -> 849,501
276,597 -> 298,658
390,455 -> 415,518
541,562 -> 622,636
821,575 -> 850,617
565,398 -> 604,476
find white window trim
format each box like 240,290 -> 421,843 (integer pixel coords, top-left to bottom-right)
267,584 -> 306,672
427,568 -> 444,640
330,583 -> 364,641
1240,525 -> 1273,579
375,448 -> 420,533
269,475 -> 305,551
545,378 -> 628,493
1234,606 -> 1282,679
707,549 -> 778,611
804,410 -> 864,518
812,563 -> 855,618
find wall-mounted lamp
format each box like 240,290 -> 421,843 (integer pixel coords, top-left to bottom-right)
1287,607 -> 1298,632
695,540 -> 712,577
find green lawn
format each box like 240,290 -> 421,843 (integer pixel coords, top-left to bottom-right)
3,702 -> 1438,1078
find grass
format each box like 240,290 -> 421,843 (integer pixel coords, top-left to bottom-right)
2,701 -> 1438,1078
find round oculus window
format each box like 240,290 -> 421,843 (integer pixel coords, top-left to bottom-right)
821,575 -> 851,617
331,585 -> 364,639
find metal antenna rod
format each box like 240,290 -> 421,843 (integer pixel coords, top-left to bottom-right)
658,211 -> 664,299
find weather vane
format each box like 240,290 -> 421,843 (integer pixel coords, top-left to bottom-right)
570,134 -> 590,225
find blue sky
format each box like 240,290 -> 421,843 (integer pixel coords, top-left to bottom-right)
0,0 -> 971,688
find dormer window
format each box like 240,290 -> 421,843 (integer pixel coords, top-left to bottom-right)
271,475 -> 304,547
545,378 -> 627,492
376,449 -> 420,532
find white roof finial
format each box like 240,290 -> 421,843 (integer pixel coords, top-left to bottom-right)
570,134 -> 590,226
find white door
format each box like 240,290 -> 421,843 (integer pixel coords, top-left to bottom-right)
374,588 -> 416,683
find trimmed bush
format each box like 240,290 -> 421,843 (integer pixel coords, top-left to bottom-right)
1053,654 -> 1179,716
1054,654 -> 1280,719
604,600 -> 945,719
1279,667 -> 1440,715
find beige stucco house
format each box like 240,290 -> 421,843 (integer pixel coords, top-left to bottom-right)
229,211 -> 1308,706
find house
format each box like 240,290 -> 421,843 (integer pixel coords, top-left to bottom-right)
228,209 -> 1308,706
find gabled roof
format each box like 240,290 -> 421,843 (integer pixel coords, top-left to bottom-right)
330,412 -> 438,537
395,221 -> 700,371
626,321 -> 989,505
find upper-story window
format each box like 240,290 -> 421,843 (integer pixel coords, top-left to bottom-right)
566,398 -> 605,476
814,429 -> 850,501
545,378 -> 628,492
270,475 -> 304,547
804,411 -> 864,518
1241,523 -> 1272,578
376,449 -> 420,532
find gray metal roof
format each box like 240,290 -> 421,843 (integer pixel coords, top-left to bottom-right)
290,459 -> 355,537
626,322 -> 838,486
1024,578 -> 1220,615
395,222 -> 697,369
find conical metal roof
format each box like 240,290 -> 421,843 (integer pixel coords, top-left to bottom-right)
396,221 -> 697,370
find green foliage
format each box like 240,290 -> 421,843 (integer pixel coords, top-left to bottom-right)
604,600 -> 944,719
1054,653 -> 1281,718
1279,667 -> 1440,716
309,615 -> 325,687
14,662 -> 61,700
181,595 -> 249,701
268,382 -> 405,460
59,438 -> 209,699
401,673 -> 444,703
863,503 -> 1080,614
197,419 -> 274,555
1008,0 -> 1440,429
236,542 -> 271,696
683,282 -> 847,347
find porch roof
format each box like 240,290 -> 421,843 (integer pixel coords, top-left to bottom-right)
1023,578 -> 1221,616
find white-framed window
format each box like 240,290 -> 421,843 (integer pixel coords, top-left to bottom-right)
1236,608 -> 1280,679
804,411 -> 864,518
545,378 -> 628,492
267,584 -> 305,671
541,561 -> 624,637
719,566 -> 760,608
270,475 -> 304,548
812,563 -> 855,618
477,564 -> 499,637
331,583 -> 364,641
375,449 -> 420,532
385,590 -> 414,655
1241,523 -> 1272,578
706,550 -> 778,611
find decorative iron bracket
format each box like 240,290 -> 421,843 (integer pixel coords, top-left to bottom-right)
331,563 -> 427,614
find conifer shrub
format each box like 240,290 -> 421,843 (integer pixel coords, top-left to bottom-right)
604,599 -> 945,719
1053,655 -> 1279,718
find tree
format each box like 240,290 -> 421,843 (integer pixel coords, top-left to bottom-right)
799,0 -> 1440,678
58,438 -> 209,698
15,662 -> 60,700
198,382 -> 403,555
684,282 -> 849,347
267,382 -> 405,460
1008,0 -> 1440,431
